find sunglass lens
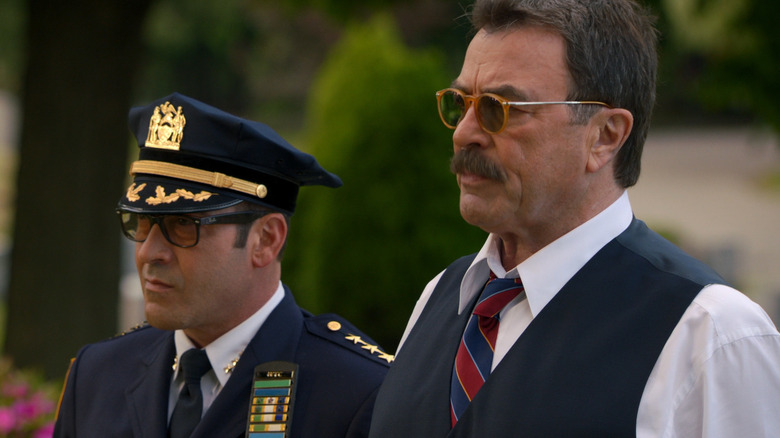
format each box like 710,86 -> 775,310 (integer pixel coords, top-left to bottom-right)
119,212 -> 146,241
477,95 -> 505,133
162,216 -> 198,247
439,90 -> 466,128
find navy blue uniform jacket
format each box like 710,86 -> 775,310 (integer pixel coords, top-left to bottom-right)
54,286 -> 390,438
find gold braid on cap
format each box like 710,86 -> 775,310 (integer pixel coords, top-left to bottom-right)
130,160 -> 268,199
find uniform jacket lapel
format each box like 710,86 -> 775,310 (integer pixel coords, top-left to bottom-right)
193,287 -> 304,438
125,332 -> 176,438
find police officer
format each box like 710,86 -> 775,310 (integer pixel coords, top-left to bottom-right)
54,93 -> 391,438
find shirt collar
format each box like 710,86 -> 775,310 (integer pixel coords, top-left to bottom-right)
173,282 -> 285,388
459,191 -> 633,315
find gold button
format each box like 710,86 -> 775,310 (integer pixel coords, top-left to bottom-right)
255,184 -> 268,198
327,321 -> 342,331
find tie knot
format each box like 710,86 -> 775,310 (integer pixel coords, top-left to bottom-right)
179,349 -> 211,384
474,276 -> 523,318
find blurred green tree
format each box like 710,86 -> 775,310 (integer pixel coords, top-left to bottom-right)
691,0 -> 780,132
649,0 -> 779,130
276,0 -> 410,22
4,0 -> 154,379
283,14 -> 486,351
137,0 -> 258,112
0,0 -> 24,91
3,0 -> 778,379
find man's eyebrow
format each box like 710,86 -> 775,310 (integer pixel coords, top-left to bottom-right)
483,85 -> 531,101
450,80 -> 468,92
449,82 -> 532,101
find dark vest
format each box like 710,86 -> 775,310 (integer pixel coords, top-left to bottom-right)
369,219 -> 725,437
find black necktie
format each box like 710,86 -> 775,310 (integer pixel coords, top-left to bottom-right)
169,348 -> 211,438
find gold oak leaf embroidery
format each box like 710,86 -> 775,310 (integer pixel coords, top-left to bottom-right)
146,186 -> 216,205
126,183 -> 146,202
146,186 -> 178,205
175,188 -> 214,202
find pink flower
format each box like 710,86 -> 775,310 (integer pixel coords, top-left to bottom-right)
34,422 -> 55,438
14,401 -> 39,421
0,358 -> 58,436
1,379 -> 30,398
0,407 -> 17,434
13,391 -> 55,420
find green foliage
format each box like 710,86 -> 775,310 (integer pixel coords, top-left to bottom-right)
693,0 -> 780,132
0,0 -> 24,91
650,0 -> 780,131
273,0 -> 411,22
662,0 -> 754,54
138,0 -> 259,111
283,14 -> 486,351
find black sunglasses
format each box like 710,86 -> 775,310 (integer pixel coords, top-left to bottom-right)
116,209 -> 268,248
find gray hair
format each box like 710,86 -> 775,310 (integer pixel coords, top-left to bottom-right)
470,0 -> 658,187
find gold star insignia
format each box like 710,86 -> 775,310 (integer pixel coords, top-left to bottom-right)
361,344 -> 380,354
377,352 -> 395,363
224,356 -> 240,374
345,334 -> 366,345
343,333 -> 394,363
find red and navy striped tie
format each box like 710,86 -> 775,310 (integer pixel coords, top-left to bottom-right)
450,274 -> 524,425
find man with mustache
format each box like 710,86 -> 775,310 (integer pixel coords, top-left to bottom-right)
54,93 -> 391,438
369,0 -> 780,436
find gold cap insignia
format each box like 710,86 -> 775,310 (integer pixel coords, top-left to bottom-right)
146,101 -> 186,150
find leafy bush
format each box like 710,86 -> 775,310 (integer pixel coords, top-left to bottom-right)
283,13 -> 486,351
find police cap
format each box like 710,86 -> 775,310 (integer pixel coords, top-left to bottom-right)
117,92 -> 341,215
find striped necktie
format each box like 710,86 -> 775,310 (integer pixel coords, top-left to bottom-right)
450,274 -> 524,425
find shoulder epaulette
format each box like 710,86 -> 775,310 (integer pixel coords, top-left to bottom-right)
306,315 -> 394,364
110,321 -> 151,339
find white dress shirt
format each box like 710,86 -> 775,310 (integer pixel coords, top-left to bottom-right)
398,191 -> 780,437
168,282 -> 285,421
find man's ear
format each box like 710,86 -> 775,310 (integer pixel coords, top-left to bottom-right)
249,213 -> 288,268
586,108 -> 633,173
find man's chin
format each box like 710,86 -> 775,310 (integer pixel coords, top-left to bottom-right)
144,307 -> 182,331
459,200 -> 488,228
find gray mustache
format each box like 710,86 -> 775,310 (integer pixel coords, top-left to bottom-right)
450,147 -> 506,182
